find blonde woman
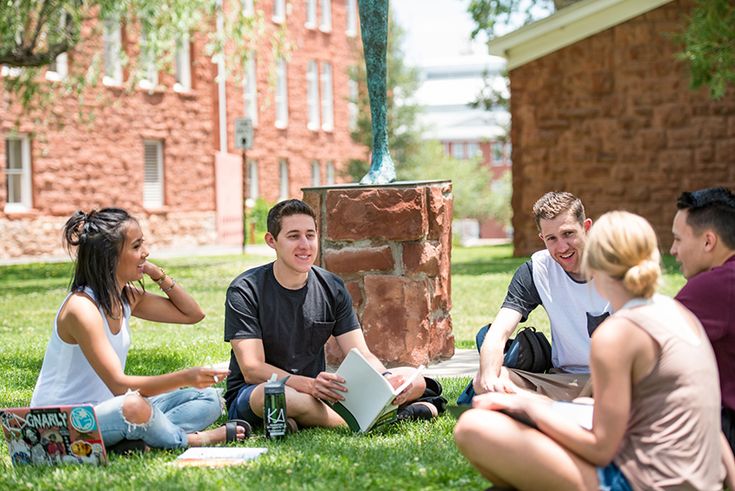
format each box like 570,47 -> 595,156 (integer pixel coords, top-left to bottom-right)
454,211 -> 734,490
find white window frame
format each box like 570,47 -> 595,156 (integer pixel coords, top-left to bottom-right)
326,160 -> 335,184
306,60 -> 320,131
275,58 -> 288,129
279,159 -> 289,200
346,0 -> 357,37
247,160 -> 259,199
311,160 -> 321,186
143,140 -> 164,209
138,29 -> 158,90
320,62 -> 334,131
273,0 -> 286,23
103,16 -> 123,86
320,0 -> 332,32
451,142 -> 465,160
491,141 -> 506,166
174,33 -> 191,92
243,51 -> 258,126
242,0 -> 254,16
4,135 -> 32,212
47,13 -> 69,81
305,0 -> 317,29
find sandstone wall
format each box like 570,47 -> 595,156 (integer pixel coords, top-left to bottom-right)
303,182 -> 455,367
510,0 -> 735,255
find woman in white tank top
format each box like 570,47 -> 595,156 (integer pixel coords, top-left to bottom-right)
31,208 -> 250,453
454,211 -> 735,490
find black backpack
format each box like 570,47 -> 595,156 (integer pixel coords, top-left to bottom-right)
503,327 -> 552,373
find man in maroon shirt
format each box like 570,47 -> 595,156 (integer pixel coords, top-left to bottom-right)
671,187 -> 735,453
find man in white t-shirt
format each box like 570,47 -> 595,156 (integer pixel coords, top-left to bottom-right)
469,192 -> 611,401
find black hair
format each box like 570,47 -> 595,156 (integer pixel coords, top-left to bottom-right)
676,187 -> 735,249
267,199 -> 317,238
63,208 -> 137,318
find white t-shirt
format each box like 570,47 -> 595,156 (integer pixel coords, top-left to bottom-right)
502,250 -> 610,373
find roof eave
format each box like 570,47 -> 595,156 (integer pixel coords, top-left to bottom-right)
489,0 -> 674,70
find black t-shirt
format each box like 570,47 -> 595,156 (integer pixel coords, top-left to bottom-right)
223,263 -> 360,408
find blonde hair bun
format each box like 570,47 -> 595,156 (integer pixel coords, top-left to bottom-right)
583,211 -> 661,298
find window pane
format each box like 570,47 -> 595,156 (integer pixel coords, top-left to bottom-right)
143,141 -> 164,208
6,174 -> 21,203
6,140 -> 22,170
307,60 -> 319,129
248,160 -> 259,199
320,0 -> 332,31
321,63 -> 333,130
306,0 -> 317,26
311,161 -> 321,186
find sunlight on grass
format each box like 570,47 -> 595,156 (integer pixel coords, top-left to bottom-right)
0,245 -> 689,489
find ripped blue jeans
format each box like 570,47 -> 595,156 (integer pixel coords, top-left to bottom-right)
94,388 -> 223,449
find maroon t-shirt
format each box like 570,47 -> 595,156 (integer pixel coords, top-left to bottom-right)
676,255 -> 735,411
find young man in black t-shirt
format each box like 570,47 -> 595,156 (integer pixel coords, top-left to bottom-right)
224,199 -> 427,429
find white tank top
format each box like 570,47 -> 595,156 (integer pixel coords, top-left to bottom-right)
31,287 -> 131,406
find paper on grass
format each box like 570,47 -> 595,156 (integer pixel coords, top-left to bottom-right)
330,348 -> 425,433
172,447 -> 268,467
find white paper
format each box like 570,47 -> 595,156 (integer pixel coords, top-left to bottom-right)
176,447 -> 268,461
550,401 -> 593,430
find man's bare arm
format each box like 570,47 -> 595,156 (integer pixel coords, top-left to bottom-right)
474,307 -> 522,394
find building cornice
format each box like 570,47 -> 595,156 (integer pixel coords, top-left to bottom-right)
489,0 -> 674,70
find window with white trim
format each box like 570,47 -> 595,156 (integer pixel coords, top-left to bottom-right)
243,51 -> 258,126
247,160 -> 259,199
491,141 -> 506,166
320,0 -> 332,32
143,140 -> 164,208
348,78 -> 358,130
466,142 -> 480,159
275,58 -> 288,128
139,29 -> 158,90
311,160 -> 321,186
273,0 -> 286,23
305,0 -> 317,28
279,159 -> 289,200
174,34 -> 191,92
346,0 -> 357,37
4,135 -> 32,211
242,0 -> 254,16
306,60 -> 320,130
326,160 -> 335,184
47,14 -> 69,81
103,16 -> 122,85
320,62 -> 333,131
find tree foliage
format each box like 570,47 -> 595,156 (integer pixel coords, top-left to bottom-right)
347,8 -> 422,181
397,141 -> 502,221
467,0 -> 735,101
679,0 -> 735,99
0,0 -> 277,114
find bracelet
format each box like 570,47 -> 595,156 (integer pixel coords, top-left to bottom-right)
152,268 -> 167,285
162,278 -> 176,293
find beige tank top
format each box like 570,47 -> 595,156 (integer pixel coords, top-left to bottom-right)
613,296 -> 724,490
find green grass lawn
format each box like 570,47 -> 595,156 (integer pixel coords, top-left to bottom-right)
0,245 -> 688,489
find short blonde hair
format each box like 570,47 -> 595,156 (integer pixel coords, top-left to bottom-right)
582,211 -> 661,299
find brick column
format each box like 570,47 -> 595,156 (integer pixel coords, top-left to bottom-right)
302,181 -> 454,367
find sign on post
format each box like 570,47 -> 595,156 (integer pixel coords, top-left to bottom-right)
234,117 -> 253,150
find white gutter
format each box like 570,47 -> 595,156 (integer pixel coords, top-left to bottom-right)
490,0 -> 673,70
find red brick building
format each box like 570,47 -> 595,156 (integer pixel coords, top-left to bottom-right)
491,0 -> 735,255
0,0 -> 366,259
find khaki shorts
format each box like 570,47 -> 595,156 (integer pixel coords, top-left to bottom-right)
507,368 -> 592,401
